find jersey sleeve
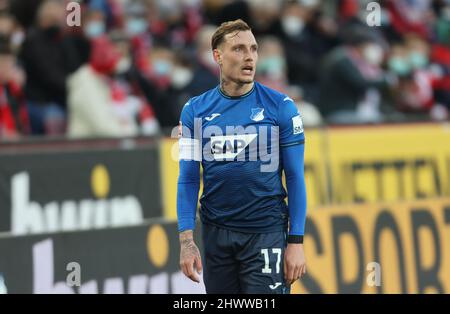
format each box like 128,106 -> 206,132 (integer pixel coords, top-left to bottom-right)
177,100 -> 200,232
178,100 -> 201,161
282,143 -> 307,236
278,96 -> 305,147
179,100 -> 195,139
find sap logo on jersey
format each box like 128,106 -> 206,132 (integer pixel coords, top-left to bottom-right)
210,134 -> 257,160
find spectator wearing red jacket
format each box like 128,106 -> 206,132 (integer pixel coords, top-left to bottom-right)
0,40 -> 29,139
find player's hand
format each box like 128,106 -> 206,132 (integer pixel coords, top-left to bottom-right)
284,243 -> 306,286
179,230 -> 203,283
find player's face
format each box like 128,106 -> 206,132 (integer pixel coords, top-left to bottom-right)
214,30 -> 258,85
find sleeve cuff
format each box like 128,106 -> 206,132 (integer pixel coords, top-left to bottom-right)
287,235 -> 304,244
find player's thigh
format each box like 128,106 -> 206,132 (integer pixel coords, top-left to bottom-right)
238,231 -> 290,294
201,223 -> 240,294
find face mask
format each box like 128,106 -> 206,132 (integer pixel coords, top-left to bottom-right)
11,30 -> 25,49
388,57 -> 411,76
85,21 -> 105,39
126,18 -> 148,36
281,16 -> 305,37
300,0 -> 319,8
158,0 -> 181,17
363,44 -> 384,66
409,51 -> 428,69
181,0 -> 200,7
115,57 -> 131,75
257,56 -> 285,79
153,60 -> 172,76
443,7 -> 450,21
202,52 -> 217,68
171,67 -> 193,89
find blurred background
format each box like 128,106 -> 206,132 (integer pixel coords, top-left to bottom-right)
0,0 -> 449,294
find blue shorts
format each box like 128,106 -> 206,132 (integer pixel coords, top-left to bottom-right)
201,223 -> 290,294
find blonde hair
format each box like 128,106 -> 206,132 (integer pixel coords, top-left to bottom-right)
211,19 -> 251,50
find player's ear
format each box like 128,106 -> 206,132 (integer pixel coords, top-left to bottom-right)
213,49 -> 221,65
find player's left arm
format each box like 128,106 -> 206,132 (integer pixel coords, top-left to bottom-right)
278,96 -> 307,285
282,143 -> 307,285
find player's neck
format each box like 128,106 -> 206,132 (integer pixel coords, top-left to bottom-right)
220,79 -> 254,98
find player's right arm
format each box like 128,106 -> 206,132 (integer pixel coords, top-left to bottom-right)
177,101 -> 203,283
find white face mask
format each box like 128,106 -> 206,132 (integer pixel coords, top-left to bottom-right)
202,51 -> 217,68
181,0 -> 200,7
171,67 -> 193,89
115,57 -> 131,74
363,44 -> 384,66
84,21 -> 105,39
281,16 -> 305,37
11,30 -> 25,48
300,0 -> 319,8
443,7 -> 450,21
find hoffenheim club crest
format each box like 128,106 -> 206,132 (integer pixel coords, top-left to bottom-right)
250,108 -> 264,122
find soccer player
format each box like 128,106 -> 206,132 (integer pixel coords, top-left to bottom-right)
177,19 -> 307,294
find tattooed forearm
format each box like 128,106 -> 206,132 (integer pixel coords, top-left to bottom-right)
179,230 -> 193,242
179,230 -> 199,259
180,239 -> 199,259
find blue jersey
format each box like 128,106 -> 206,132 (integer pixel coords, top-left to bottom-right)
179,82 -> 305,233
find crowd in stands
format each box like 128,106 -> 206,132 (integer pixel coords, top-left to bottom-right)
0,0 -> 450,140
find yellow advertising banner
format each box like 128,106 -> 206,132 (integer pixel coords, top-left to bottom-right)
292,198 -> 450,293
327,124 -> 450,204
160,138 -> 184,220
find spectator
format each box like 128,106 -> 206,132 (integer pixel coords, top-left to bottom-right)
318,27 -> 391,124
386,0 -> 434,40
390,35 -> 435,117
150,0 -> 203,49
67,36 -> 158,138
0,39 -> 29,139
88,0 -> 122,29
19,0 -> 78,135
83,8 -> 107,40
167,51 -> 195,113
434,4 -> 450,46
187,24 -> 219,96
255,35 -> 324,127
274,0 -> 338,103
255,36 -> 289,93
0,11 -> 14,36
136,45 -> 184,128
429,4 -> 450,120
0,11 -> 24,53
214,0 -> 282,36
109,30 -> 160,135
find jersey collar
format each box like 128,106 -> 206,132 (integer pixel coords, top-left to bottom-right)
218,83 -> 255,100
